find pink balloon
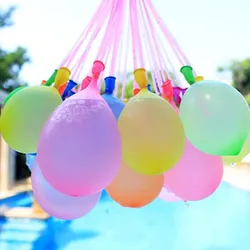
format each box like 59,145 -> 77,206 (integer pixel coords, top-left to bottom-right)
158,186 -> 182,202
37,76 -> 122,197
164,139 -> 223,201
79,76 -> 92,91
31,163 -> 101,220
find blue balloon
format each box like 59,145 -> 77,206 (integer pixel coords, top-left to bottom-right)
102,76 -> 125,120
147,84 -> 152,92
26,153 -> 36,171
62,79 -> 77,100
67,90 -> 76,97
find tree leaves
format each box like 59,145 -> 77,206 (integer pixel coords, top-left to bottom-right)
0,7 -> 30,92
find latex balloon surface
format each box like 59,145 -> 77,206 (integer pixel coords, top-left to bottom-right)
37,64 -> 122,197
158,186 -> 182,202
180,80 -> 250,156
118,89 -> 185,175
102,94 -> 125,120
0,86 -> 62,153
223,133 -> 250,165
32,163 -> 101,220
106,161 -> 164,208
26,153 -> 36,171
4,86 -> 27,105
164,139 -> 223,201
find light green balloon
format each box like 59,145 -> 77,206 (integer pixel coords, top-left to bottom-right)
179,80 -> 250,156
0,86 -> 62,153
4,86 -> 27,105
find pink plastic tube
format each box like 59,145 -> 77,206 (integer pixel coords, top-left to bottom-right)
146,0 -> 196,75
141,0 -> 168,83
109,0 -> 126,77
121,21 -> 130,100
130,0 -> 144,69
70,1 -> 113,81
137,0 -> 160,94
59,0 -> 110,68
95,0 -> 122,88
97,0 -> 120,61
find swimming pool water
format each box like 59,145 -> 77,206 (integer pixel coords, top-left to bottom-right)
0,182 -> 250,250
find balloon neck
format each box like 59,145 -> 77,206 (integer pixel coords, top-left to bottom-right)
133,68 -> 148,89
140,87 -> 148,92
173,86 -> 188,105
195,76 -> 204,82
104,76 -> 116,95
85,61 -> 105,93
162,80 -> 173,102
54,67 -> 71,89
44,69 -> 58,86
89,77 -> 99,92
133,88 -> 140,96
62,79 -> 77,100
180,65 -> 195,85
92,60 -> 105,76
80,76 -> 92,91
147,84 -> 152,92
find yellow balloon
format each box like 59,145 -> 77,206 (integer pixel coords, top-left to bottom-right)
54,67 -> 71,89
0,86 -> 62,153
223,134 -> 250,165
118,68 -> 186,175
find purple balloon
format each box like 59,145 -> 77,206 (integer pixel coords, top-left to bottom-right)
173,87 -> 188,105
31,163 -> 101,220
37,84 -> 122,197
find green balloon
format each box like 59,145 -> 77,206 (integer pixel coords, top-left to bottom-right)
180,80 -> 250,156
44,69 -> 58,86
4,86 -> 27,105
180,65 -> 195,84
0,86 -> 62,153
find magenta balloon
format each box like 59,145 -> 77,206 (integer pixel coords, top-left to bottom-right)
31,163 -> 101,220
37,85 -> 122,196
158,186 -> 182,202
164,139 -> 223,201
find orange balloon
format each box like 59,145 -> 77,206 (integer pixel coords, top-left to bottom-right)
58,83 -> 67,95
106,162 -> 164,208
133,88 -> 140,96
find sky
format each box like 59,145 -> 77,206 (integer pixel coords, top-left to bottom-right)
1,0 -> 250,85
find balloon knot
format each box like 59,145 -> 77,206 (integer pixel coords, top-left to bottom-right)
104,76 -> 116,94
133,88 -> 140,96
133,68 -> 148,89
92,60 -> 105,76
162,80 -> 173,102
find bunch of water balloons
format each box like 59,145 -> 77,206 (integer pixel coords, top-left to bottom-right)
1,59 -> 250,220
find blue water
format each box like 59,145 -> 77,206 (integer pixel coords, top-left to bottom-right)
0,182 -> 250,250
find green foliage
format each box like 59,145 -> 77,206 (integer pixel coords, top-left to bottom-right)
0,7 -> 30,93
218,58 -> 250,96
244,94 -> 250,105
